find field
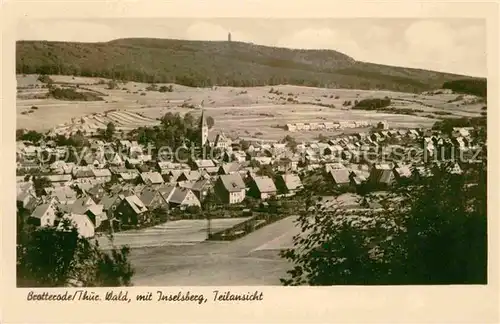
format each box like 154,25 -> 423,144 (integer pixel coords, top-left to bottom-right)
128,216 -> 300,286
17,75 -> 484,142
96,217 -> 251,250
123,193 -> 364,285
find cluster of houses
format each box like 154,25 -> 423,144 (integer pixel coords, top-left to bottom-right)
16,123 -> 479,239
286,120 -> 372,132
16,140 -> 307,238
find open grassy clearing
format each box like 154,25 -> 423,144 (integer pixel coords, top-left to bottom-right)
129,216 -> 299,286
97,217 -> 251,250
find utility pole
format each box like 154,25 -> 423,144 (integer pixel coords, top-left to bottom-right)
207,212 -> 211,240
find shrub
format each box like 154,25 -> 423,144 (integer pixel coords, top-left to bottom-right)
37,74 -> 53,84
146,84 -> 158,91
353,98 -> 391,110
159,85 -> 173,92
49,87 -> 103,101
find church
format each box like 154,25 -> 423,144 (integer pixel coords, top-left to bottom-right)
198,108 -> 232,149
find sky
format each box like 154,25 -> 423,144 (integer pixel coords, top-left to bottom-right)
17,18 -> 487,77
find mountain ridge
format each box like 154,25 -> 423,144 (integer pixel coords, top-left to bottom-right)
16,38 -> 483,93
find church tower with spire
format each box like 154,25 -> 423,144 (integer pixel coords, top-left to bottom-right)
200,108 -> 209,147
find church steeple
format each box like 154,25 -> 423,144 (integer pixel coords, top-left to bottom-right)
200,108 -> 209,147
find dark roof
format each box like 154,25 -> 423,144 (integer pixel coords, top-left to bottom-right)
252,176 -> 277,193
31,204 -> 53,219
140,171 -> 164,185
279,174 -> 303,191
124,195 -> 148,214
330,169 -> 350,185
168,187 -> 195,205
74,169 -> 94,178
139,188 -> 160,206
87,184 -> 105,197
394,166 -> 412,178
219,174 -> 246,192
191,179 -> 211,191
220,162 -> 241,174
158,184 -> 177,201
181,170 -> 201,181
100,194 -> 120,210
370,169 -> 394,184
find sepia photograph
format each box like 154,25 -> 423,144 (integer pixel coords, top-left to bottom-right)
13,16 -> 488,289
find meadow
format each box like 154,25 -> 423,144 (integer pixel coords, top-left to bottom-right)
17,75 -> 484,142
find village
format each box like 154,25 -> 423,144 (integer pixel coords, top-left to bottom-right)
16,104 -> 481,245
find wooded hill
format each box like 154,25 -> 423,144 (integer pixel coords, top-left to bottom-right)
17,38 -> 483,93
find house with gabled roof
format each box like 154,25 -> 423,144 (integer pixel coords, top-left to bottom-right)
393,165 -> 412,183
49,160 -> 66,174
92,168 -> 112,182
253,156 -> 272,166
156,161 -> 169,174
177,170 -> 203,182
164,187 -> 201,209
57,213 -> 95,238
125,157 -> 141,168
248,176 -> 277,200
227,151 -> 246,163
444,162 -> 463,175
119,170 -> 139,182
59,196 -> 96,215
179,178 -> 213,202
100,193 -> 123,222
139,187 -> 168,211
328,169 -> 351,187
274,156 -> 299,173
119,140 -> 132,150
214,132 -> 232,149
61,162 -> 76,175
158,183 -> 176,200
275,174 -> 303,195
369,163 -> 395,187
49,187 -> 78,205
214,174 -> 247,204
119,183 -> 146,197
218,162 -> 242,175
115,195 -> 149,226
46,174 -> 73,185
349,170 -> 369,189
107,153 -> 124,167
29,202 -> 58,227
72,180 -> 100,194
140,171 -> 164,185
165,170 -> 183,184
72,166 -> 94,180
17,183 -> 38,212
86,184 -> 106,203
324,162 -> 346,173
193,159 -> 216,170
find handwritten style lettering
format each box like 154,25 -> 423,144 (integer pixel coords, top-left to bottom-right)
156,291 -> 207,304
213,290 -> 264,302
